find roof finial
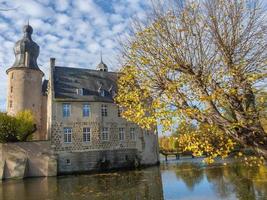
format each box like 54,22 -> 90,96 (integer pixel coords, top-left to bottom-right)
23,19 -> 33,37
96,50 -> 108,72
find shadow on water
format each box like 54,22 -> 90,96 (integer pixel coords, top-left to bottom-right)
0,158 -> 267,200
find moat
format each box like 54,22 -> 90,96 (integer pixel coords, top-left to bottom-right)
1,158 -> 267,200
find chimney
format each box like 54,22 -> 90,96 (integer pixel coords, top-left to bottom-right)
50,57 -> 55,68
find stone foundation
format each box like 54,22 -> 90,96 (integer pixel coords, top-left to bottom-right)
0,141 -> 57,180
0,137 -> 159,179
57,149 -> 139,174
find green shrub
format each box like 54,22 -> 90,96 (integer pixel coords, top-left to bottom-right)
0,110 -> 36,143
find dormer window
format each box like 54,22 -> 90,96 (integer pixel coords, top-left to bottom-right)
76,88 -> 84,96
109,85 -> 116,98
111,90 -> 116,98
98,84 -> 105,97
100,89 -> 105,97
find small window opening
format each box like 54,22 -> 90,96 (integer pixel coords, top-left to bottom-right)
76,88 -> 84,95
66,159 -> 71,165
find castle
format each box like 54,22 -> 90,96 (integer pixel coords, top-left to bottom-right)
2,24 -> 159,177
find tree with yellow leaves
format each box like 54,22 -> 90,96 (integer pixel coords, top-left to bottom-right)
116,0 -> 267,161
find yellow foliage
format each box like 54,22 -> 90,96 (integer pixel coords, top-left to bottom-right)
116,0 -> 267,162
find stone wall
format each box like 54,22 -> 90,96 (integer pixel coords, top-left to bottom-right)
51,121 -> 141,152
40,95 -> 48,140
140,131 -> 160,165
51,102 -> 144,152
6,68 -> 44,140
50,101 -> 159,169
58,149 -> 138,174
0,141 -> 57,180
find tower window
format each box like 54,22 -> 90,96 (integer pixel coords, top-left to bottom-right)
83,127 -> 91,142
9,100 -> 12,108
11,73 -> 14,79
101,127 -> 109,141
10,86 -> 13,93
63,127 -> 72,143
130,128 -> 136,141
63,103 -> 71,117
101,104 -> 107,117
119,127 -> 125,141
83,104 -> 90,117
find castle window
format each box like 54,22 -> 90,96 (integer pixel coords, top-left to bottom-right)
11,73 -> 14,79
101,127 -> 109,141
130,128 -> 136,141
119,127 -> 125,141
66,159 -> 71,165
83,127 -> 91,142
83,104 -> 90,117
144,130 -> 149,134
118,106 -> 123,117
63,103 -> 71,117
9,100 -> 12,108
101,104 -> 107,117
10,86 -> 13,93
100,89 -> 105,97
63,127 -> 72,143
76,88 -> 84,95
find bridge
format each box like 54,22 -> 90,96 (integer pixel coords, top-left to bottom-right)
159,150 -> 195,161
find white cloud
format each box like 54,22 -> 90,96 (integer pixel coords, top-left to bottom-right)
54,0 -> 70,12
0,0 -> 151,110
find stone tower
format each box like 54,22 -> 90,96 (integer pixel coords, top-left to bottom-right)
96,52 -> 108,71
6,24 -> 44,140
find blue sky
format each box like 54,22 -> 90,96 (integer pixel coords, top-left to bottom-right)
0,0 -> 150,111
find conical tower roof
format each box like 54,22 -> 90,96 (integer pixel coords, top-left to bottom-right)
10,23 -> 40,70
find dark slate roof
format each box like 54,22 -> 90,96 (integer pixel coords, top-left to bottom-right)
11,24 -> 40,70
53,66 -> 119,102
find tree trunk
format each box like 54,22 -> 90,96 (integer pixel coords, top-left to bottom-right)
231,126 -> 267,159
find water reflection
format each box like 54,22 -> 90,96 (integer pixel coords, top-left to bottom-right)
0,160 -> 267,200
161,160 -> 267,200
0,167 -> 164,200
174,163 -> 204,191
205,164 -> 267,200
